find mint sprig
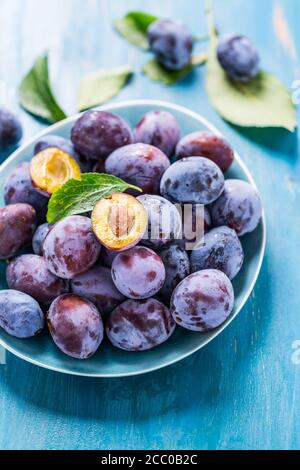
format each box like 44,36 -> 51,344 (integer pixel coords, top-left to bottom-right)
47,173 -> 142,224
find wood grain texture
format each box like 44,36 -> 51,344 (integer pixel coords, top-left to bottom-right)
0,0 -> 299,450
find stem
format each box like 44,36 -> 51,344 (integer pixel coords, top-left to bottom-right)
204,0 -> 216,43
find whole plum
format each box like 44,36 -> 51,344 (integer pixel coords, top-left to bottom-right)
105,143 -> 170,194
0,204 -> 36,259
43,216 -> 101,279
32,223 -> 51,256
176,131 -> 234,172
106,298 -> 176,351
4,162 -> 49,223
137,194 -> 182,249
217,34 -> 259,82
148,19 -> 193,70
160,157 -> 224,204
112,246 -> 166,299
159,244 -> 190,303
134,110 -> 180,157
0,108 -> 23,149
0,289 -> 44,338
211,179 -> 262,236
34,134 -> 91,172
190,226 -> 244,280
47,294 -> 103,359
71,266 -> 125,316
171,269 -> 234,332
7,255 -> 69,306
71,110 -> 133,160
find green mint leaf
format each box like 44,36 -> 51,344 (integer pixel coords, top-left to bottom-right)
142,53 -> 208,85
46,173 -> 142,224
19,54 -> 67,123
206,43 -> 296,131
114,11 -> 158,49
78,66 -> 133,111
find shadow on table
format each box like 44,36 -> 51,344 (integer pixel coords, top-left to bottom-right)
3,255 -> 271,423
232,125 -> 299,160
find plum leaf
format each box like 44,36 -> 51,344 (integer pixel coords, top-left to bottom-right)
47,173 -> 141,223
114,11 -> 158,49
19,54 -> 67,123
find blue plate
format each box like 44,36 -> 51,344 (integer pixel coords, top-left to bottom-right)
0,100 -> 266,377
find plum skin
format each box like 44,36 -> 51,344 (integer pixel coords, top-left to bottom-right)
105,143 -> 170,195
137,194 -> 182,249
71,266 -> 125,316
43,215 -> 101,279
170,269 -> 234,332
71,110 -> 133,160
211,179 -> 262,236
217,34 -> 259,83
159,244 -> 191,304
175,131 -> 234,172
148,19 -> 193,71
32,223 -> 51,256
0,204 -> 36,259
160,156 -> 225,204
134,110 -> 180,157
7,255 -> 69,306
190,226 -> 244,280
47,294 -> 103,359
106,298 -> 176,351
0,289 -> 44,338
0,108 -> 23,149
112,246 -> 166,299
4,162 -> 49,223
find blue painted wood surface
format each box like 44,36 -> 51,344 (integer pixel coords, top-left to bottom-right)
0,0 -> 299,450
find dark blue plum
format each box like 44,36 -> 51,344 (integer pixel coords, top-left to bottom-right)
4,162 -> 49,223
47,294 -> 103,359
134,110 -> 180,157
160,157 -> 224,204
159,244 -> 190,303
71,110 -> 133,160
34,134 -> 91,172
137,195 -> 182,249
0,204 -> 36,259
148,19 -> 193,71
7,255 -> 69,306
71,266 -> 125,316
217,34 -> 259,82
43,216 -> 101,279
106,298 -> 176,351
211,179 -> 262,236
105,143 -> 170,195
0,289 -> 44,338
0,108 -> 23,149
32,223 -> 51,255
112,246 -> 166,299
190,226 -> 244,280
171,269 -> 234,332
176,131 -> 234,172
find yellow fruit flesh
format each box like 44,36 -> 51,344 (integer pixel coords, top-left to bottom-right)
92,193 -> 148,251
30,147 -> 81,194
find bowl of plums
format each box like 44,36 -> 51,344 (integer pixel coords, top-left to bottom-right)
0,99 -> 266,377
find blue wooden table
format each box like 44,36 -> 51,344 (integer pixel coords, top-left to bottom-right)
0,0 -> 299,450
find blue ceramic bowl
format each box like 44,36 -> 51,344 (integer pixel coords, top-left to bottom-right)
0,100 -> 266,377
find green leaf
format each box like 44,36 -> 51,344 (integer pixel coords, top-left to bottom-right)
19,54 -> 67,123
78,66 -> 133,111
142,52 -> 208,85
114,11 -> 158,49
206,46 -> 297,131
47,173 -> 142,224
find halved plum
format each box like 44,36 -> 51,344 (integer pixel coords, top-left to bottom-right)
30,147 -> 81,194
91,193 -> 148,252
